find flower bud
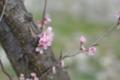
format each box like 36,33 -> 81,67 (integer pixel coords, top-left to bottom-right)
80,35 -> 86,44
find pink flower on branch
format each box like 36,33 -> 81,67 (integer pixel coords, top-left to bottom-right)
60,60 -> 65,68
19,73 -> 25,80
87,47 -> 97,56
31,72 -> 37,77
79,35 -> 86,44
36,15 -> 52,28
52,66 -> 56,74
19,73 -> 39,80
38,26 -> 54,48
44,15 -> 52,24
36,26 -> 54,54
79,35 -> 97,56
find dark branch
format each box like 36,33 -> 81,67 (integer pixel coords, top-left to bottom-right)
41,0 -> 48,31
0,0 -> 7,22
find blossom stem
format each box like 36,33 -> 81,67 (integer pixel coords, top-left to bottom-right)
41,0 -> 48,31
89,24 -> 116,47
0,0 -> 7,22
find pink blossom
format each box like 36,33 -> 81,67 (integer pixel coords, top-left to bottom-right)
44,15 -> 52,24
35,47 -> 43,54
80,35 -> 86,44
20,73 -> 24,77
36,26 -> 54,54
36,20 -> 42,28
25,78 -> 30,80
35,15 -> 52,28
52,66 -> 56,74
38,26 -> 54,48
87,47 -> 97,56
34,77 -> 39,80
19,74 -> 25,80
31,72 -> 37,77
19,73 -> 39,80
60,60 -> 65,68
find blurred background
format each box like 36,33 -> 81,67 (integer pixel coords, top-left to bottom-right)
1,0 -> 120,80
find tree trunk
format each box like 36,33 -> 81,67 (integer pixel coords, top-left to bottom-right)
0,0 -> 70,80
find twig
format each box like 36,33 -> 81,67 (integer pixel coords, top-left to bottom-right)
59,48 -> 63,60
0,59 -> 12,80
0,0 -> 7,22
41,0 -> 48,31
62,24 -> 117,60
88,24 -> 116,47
39,67 -> 52,80
62,51 -> 81,60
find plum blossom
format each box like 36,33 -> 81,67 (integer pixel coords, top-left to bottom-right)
79,35 -> 87,52
35,26 -> 54,54
79,35 -> 86,44
38,26 -> 54,48
35,15 -> 54,54
52,66 -> 56,74
87,47 -> 97,56
36,20 -> 42,28
33,77 -> 39,80
35,47 -> 44,54
31,73 -> 39,80
19,73 -> 39,80
44,15 -> 52,24
36,15 -> 52,28
79,35 -> 97,56
19,74 -> 25,80
60,60 -> 65,68
31,72 -> 37,77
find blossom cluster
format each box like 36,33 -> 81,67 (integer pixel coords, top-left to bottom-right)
35,15 -> 54,54
79,35 -> 97,56
19,73 -> 39,80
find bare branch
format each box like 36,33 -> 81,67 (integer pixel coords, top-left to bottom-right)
62,51 -> 81,60
39,67 -> 52,80
41,0 -> 48,31
0,0 -> 7,22
88,24 -> 116,47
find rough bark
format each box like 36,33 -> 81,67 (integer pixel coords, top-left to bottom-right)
0,0 -> 70,80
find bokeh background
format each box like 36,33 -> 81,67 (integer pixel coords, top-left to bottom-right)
1,0 -> 120,80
